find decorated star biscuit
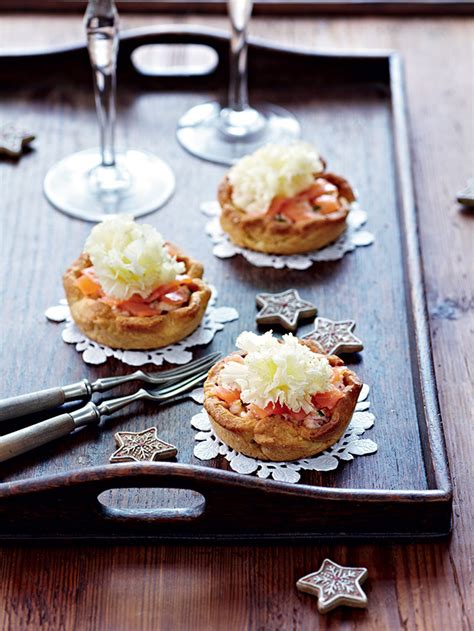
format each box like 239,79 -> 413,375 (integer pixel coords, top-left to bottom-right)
457,179 -> 474,207
109,427 -> 177,463
256,289 -> 317,332
304,317 -> 363,355
0,124 -> 36,158
297,558 -> 368,613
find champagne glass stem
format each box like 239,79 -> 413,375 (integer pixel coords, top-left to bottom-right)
176,0 -> 300,163
95,69 -> 116,167
227,0 -> 253,113
85,0 -> 119,169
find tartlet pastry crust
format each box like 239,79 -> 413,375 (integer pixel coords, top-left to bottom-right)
218,172 -> 356,255
203,339 -> 362,461
63,247 -> 212,350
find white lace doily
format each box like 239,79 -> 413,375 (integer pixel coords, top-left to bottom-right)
201,201 -> 374,270
190,384 -> 377,483
45,287 -> 239,366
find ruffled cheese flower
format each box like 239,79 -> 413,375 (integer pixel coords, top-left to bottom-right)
228,142 -> 324,215
219,331 -> 332,412
84,215 -> 185,300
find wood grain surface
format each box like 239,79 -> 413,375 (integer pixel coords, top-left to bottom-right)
0,12 -> 472,631
4,0 -> 474,15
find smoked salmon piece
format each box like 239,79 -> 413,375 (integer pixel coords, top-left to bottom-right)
75,274 -> 102,297
266,177 -> 341,223
312,389 -> 345,411
213,386 -> 241,404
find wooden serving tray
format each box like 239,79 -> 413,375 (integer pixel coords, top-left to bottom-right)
5,0 -> 474,15
0,26 -> 452,541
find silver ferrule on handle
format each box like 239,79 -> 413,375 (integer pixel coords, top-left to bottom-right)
62,379 -> 93,402
69,401 -> 102,427
227,0 -> 253,112
85,0 -> 119,167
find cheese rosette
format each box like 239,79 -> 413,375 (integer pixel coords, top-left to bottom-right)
84,215 -> 185,301
228,142 -> 325,215
218,331 -> 333,413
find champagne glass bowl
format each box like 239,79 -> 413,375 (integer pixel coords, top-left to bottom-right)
176,0 -> 300,165
43,0 -> 175,222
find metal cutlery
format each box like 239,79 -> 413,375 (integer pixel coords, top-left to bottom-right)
0,351 -> 220,423
0,369 -> 208,464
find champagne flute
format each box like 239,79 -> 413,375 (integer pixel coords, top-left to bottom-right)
176,0 -> 300,165
44,0 -> 175,222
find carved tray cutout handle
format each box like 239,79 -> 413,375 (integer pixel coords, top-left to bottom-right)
97,487 -> 206,521
131,43 -> 219,78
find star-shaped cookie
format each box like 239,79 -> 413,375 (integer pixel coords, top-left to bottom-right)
296,558 -> 368,613
304,317 -> 363,355
457,178 -> 474,207
0,124 -> 36,158
256,289 -> 317,332
109,427 -> 177,463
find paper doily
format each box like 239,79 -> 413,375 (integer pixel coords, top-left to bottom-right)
45,287 -> 239,366
201,201 -> 374,270
190,384 -> 377,483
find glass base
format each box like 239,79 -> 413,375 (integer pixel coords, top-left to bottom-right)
44,148 -> 175,222
176,102 -> 301,165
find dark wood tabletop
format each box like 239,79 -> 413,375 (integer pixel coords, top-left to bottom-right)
0,12 -> 472,631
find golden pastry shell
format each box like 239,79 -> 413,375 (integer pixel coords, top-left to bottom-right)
218,172 -> 356,255
63,247 -> 212,350
203,339 -> 362,462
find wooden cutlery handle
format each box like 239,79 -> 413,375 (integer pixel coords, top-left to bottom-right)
0,403 -> 100,463
0,413 -> 77,463
0,387 -> 66,422
0,380 -> 91,422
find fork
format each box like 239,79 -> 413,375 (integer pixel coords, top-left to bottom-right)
0,369 -> 209,464
0,351 -> 220,423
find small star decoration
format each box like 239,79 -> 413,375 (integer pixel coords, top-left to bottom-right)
457,178 -> 474,207
304,317 -> 363,355
109,427 -> 177,463
256,289 -> 317,332
0,123 -> 36,158
296,558 -> 368,613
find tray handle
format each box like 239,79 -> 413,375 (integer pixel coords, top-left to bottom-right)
96,486 -> 206,523
0,26 -> 390,87
0,464 -> 266,533
0,463 -> 453,538
118,27 -> 230,82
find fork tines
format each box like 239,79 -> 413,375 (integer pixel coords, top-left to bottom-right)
154,351 -> 220,381
153,369 -> 210,400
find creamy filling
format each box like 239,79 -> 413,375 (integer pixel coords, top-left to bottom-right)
229,142 -> 325,215
211,388 -> 334,425
218,331 -> 334,413
212,353 -> 348,425
75,266 -> 198,317
266,177 -> 343,224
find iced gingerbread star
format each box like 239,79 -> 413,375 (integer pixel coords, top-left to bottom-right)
256,289 -> 317,332
304,317 -> 363,355
457,178 -> 474,207
0,123 -> 36,158
296,558 -> 368,613
109,427 -> 177,463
